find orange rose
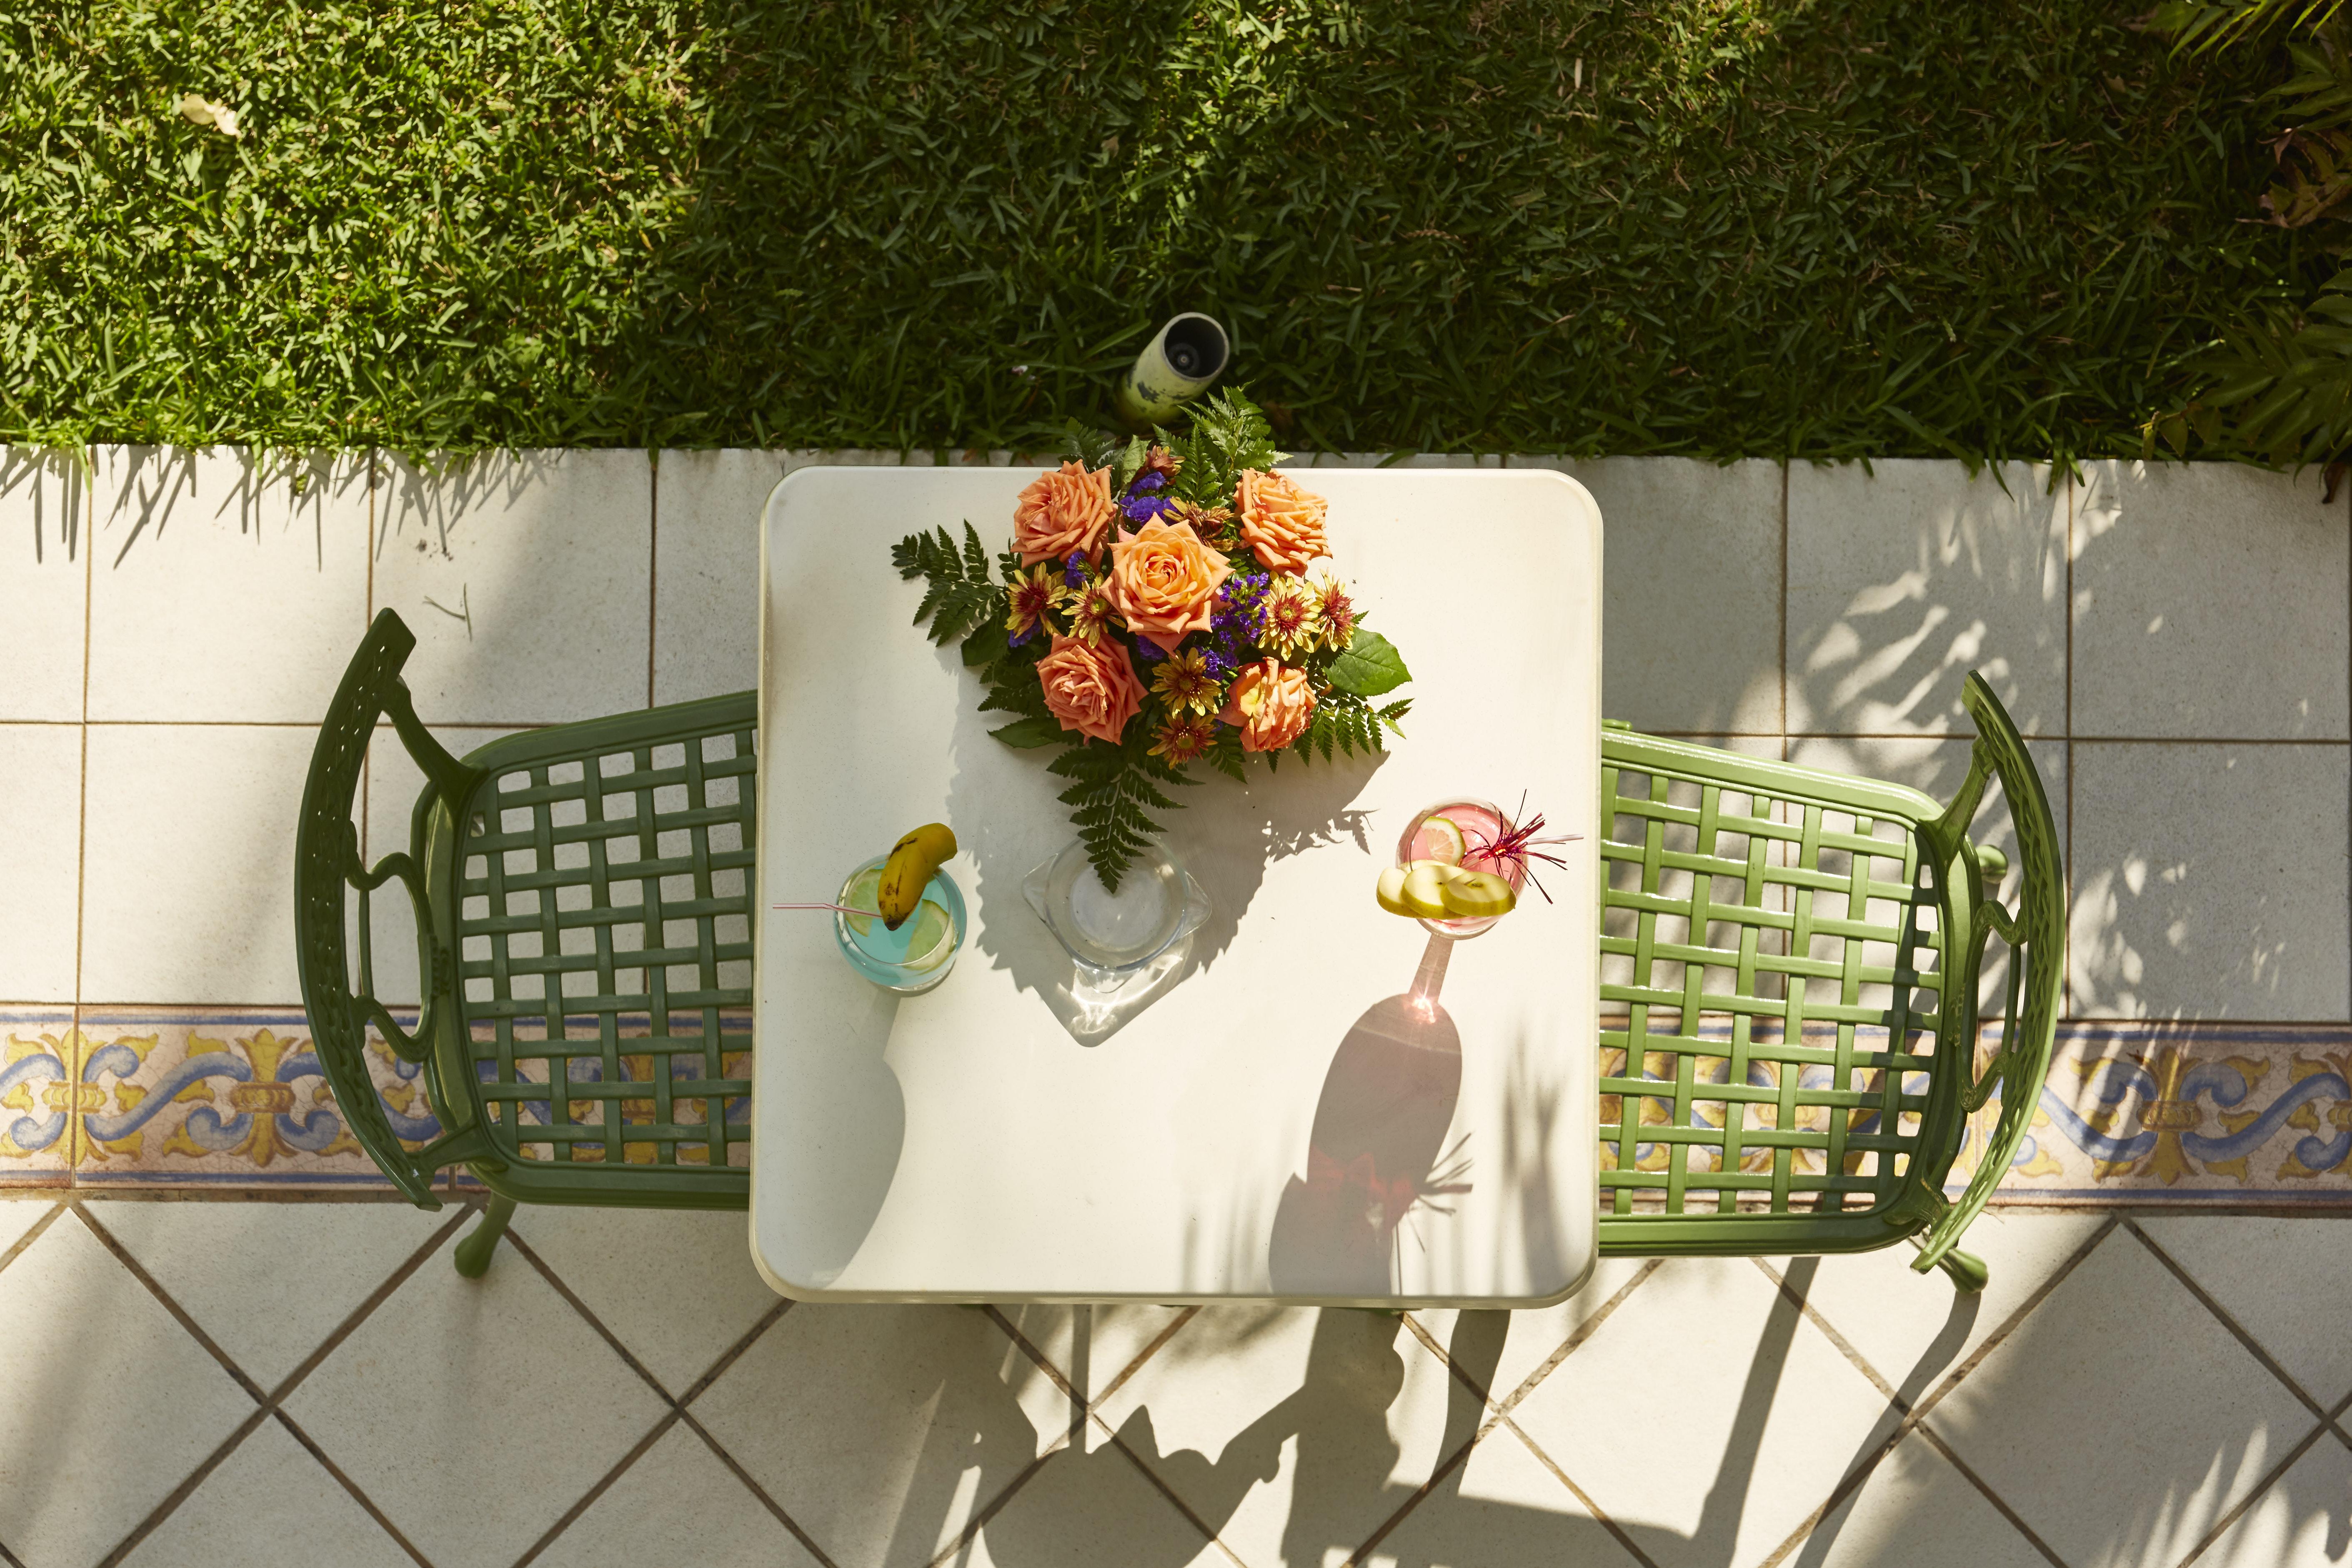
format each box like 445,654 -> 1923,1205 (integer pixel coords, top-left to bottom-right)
1106,518 -> 1231,650
1036,632 -> 1145,745
1218,660 -> 1316,753
1235,470 -> 1329,573
1013,461 -> 1115,566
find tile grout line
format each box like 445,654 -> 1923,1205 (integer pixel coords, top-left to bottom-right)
1901,1215 -> 2119,1433
1499,1416 -> 1666,1568
77,1196 -> 465,1567
266,1407 -> 437,1568
1490,1258 -> 1663,1419
2065,464 -> 2077,1018
0,1201 -> 65,1277
500,1228 -> 845,1567
72,441 -> 93,1185
1910,1421 -> 2070,1568
1091,1304 -> 1200,1410
2124,1217 -> 2334,1418
2171,1392 -> 2352,1568
1098,1415 -> 1251,1568
1779,458 -> 1789,745
922,1433 -> 1071,1568
647,451 -> 658,709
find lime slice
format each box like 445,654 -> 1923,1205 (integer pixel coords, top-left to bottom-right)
1411,815 -> 1467,866
839,867 -> 883,936
900,899 -> 956,973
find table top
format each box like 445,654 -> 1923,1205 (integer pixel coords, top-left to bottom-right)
750,466 -> 1602,1305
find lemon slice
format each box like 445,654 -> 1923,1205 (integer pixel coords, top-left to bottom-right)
900,899 -> 956,972
1411,815 -> 1467,866
1440,868 -> 1516,920
840,867 -> 883,936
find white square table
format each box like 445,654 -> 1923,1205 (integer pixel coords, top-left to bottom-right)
751,467 -> 1602,1305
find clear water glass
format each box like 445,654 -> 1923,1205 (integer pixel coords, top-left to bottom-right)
833,854 -> 967,994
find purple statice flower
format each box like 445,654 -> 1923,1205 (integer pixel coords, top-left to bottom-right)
1119,491 -> 1172,525
1133,633 -> 1168,662
1203,648 -> 1234,679
1128,470 -> 1167,494
1009,623 -> 1039,649
1062,550 -> 1087,588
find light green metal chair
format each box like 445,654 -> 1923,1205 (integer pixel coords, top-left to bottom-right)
295,609 -> 756,1275
1596,673 -> 2062,1290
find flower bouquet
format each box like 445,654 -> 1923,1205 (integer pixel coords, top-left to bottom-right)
893,392 -> 1413,889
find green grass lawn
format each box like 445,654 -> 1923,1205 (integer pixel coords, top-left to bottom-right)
0,0 -> 2318,459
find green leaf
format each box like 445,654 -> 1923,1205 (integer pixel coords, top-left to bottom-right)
991,715 -> 1067,748
1325,630 -> 1412,696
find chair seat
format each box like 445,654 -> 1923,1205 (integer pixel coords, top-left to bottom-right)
427,700 -> 760,1206
1597,730 -> 1972,1255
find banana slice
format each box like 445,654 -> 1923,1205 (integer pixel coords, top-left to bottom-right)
1400,859 -> 1453,919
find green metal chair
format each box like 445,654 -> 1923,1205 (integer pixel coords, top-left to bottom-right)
1596,673 -> 2062,1291
295,609 -> 756,1275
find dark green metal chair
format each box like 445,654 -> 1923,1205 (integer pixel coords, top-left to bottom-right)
1596,673 -> 2062,1291
295,609 -> 756,1275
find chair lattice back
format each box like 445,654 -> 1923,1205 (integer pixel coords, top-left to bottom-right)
296,608 -> 758,1210
1596,674 -> 2063,1278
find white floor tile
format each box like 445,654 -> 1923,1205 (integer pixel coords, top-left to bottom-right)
1792,1431 -> 2045,1568
535,1422 -> 823,1568
966,1441 -> 1221,1568
2193,1430 -> 2352,1568
87,1198 -> 450,1390
2069,741 -> 2351,1019
79,724 -> 318,1004
691,1303 -> 1097,1568
510,1208 -> 779,1396
1928,1226 -> 2317,1568
2074,461 -> 2349,740
1093,1306 -> 1479,1568
373,450 -> 652,725
1783,1211 -> 2112,1402
2137,1215 -> 2352,1405
88,448 -> 370,723
1522,457 -> 1784,735
0,725 -> 80,1003
0,449 -> 88,723
0,1210 -> 258,1568
118,1415 -> 415,1568
1365,1421 -> 1637,1568
654,450 -> 788,705
1506,1257 -> 1900,1568
1787,460 -> 2065,738
0,1198 -> 57,1257
282,1223 -> 669,1568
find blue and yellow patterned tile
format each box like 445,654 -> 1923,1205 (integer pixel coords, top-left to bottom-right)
0,1006 -> 75,1183
69,1008 -> 435,1188
1963,1021 -> 2352,1205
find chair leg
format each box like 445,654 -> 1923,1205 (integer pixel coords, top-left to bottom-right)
455,1194 -> 517,1278
1935,1246 -> 1989,1294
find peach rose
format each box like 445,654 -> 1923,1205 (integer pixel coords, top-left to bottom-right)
1106,518 -> 1231,650
1036,632 -> 1144,745
1013,461 -> 1115,565
1235,470 -> 1329,573
1218,660 -> 1316,753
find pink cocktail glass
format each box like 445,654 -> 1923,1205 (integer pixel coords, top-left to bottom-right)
1395,797 -> 1528,940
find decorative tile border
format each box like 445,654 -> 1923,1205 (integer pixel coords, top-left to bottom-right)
9,1008 -> 2349,1204
1966,1021 -> 2352,1204
0,1007 -> 74,1181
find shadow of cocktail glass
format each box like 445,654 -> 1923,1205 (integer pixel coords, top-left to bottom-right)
1268,933 -> 1472,1298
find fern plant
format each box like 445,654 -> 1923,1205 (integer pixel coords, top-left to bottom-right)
895,388 -> 1411,890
